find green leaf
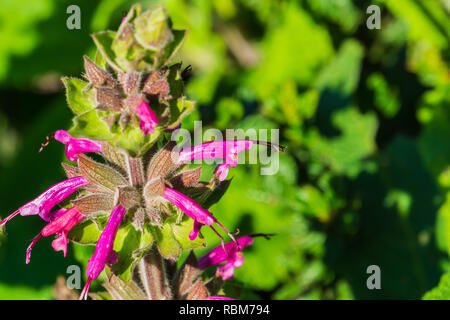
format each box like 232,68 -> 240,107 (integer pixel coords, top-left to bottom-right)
77,154 -> 128,193
91,31 -> 121,72
367,73 -> 400,118
68,218 -> 103,245
314,39 -> 364,95
152,216 -> 205,260
0,283 -> 53,300
152,219 -> 182,260
296,185 -> 332,222
134,6 -> 173,50
307,107 -> 378,177
201,180 -> 232,210
167,98 -> 195,130
249,1 -> 334,97
157,29 -> 188,66
114,125 -> 162,157
437,192 -> 450,257
171,216 -> 206,250
70,109 -> 113,140
111,224 -> 142,282
381,0 -> 449,49
423,273 -> 450,300
62,77 -> 95,115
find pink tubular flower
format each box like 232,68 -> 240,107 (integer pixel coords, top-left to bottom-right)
198,236 -> 253,280
79,204 -> 126,300
53,130 -> 102,162
163,187 -> 235,243
0,176 -> 89,230
136,101 -> 158,135
206,296 -> 236,300
178,140 -> 285,181
26,207 -> 85,264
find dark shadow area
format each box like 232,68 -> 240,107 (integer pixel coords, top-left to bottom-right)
323,135 -> 444,299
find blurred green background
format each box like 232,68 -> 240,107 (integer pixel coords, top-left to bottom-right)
0,0 -> 450,300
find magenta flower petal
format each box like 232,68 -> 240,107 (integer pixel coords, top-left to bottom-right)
214,163 -> 230,181
136,101 -> 158,135
26,234 -> 42,264
51,234 -> 69,257
218,261 -> 237,280
206,296 -> 236,300
163,187 -> 237,244
198,236 -> 253,280
51,208 -> 69,221
189,220 -> 203,240
26,207 -> 85,264
106,250 -> 119,266
80,204 -> 126,300
178,140 -> 254,163
1,176 -> 88,230
178,140 -> 285,181
163,187 -> 216,226
54,130 -> 102,162
163,187 -> 216,238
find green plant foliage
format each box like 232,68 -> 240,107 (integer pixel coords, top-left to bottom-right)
423,273 -> 450,300
0,0 -> 449,300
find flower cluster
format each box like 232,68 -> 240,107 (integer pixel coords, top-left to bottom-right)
0,4 -> 283,300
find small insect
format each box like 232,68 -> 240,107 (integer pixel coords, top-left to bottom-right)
181,65 -> 192,81
39,132 -> 55,153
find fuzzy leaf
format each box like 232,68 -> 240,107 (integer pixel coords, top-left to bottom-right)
101,142 -> 127,172
144,177 -> 165,200
61,163 -> 81,179
95,87 -> 123,111
114,125 -> 162,157
112,24 -> 149,72
71,194 -> 114,216
153,220 -> 182,260
111,224 -> 142,282
77,154 -> 128,193
119,72 -> 141,95
137,248 -> 171,300
169,167 -> 202,189
170,216 -> 206,251
145,207 -> 162,228
185,278 -> 209,300
68,218 -> 103,244
115,186 -> 141,210
62,77 -> 95,115
125,155 -> 145,187
133,6 -> 173,51
157,29 -> 188,67
146,141 -> 178,181
84,56 -> 118,89
70,109 -> 113,140
91,31 -> 121,72
103,273 -> 147,300
173,251 -> 202,299
142,67 -> 168,93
